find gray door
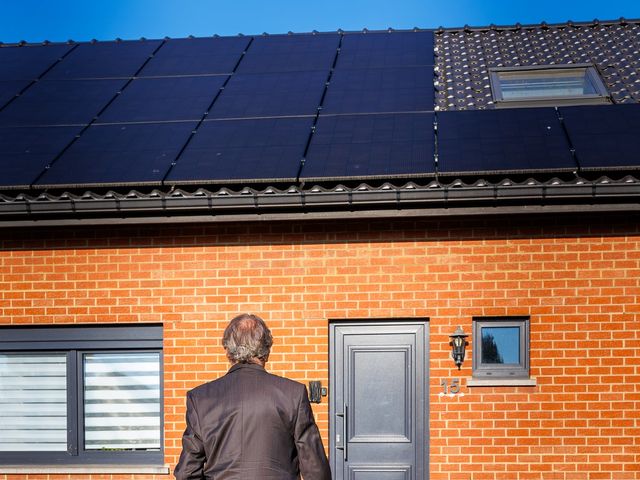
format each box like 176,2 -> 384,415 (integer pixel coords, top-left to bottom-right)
330,321 -> 428,480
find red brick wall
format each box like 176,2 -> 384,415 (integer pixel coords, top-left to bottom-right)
1,214 -> 639,480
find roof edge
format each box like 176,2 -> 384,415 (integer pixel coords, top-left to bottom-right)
3,17 -> 638,46
1,176 -> 639,227
1,203 -> 639,229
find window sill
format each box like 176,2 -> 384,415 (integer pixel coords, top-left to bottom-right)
0,465 -> 170,475
467,377 -> 537,387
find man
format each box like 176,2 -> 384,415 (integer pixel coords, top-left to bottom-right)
174,314 -> 332,480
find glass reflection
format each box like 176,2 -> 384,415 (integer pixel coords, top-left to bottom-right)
498,68 -> 598,100
481,327 -> 520,364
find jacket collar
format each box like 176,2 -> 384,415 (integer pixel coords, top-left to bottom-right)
228,362 -> 266,374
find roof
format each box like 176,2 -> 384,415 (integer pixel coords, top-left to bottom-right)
1,19 -> 639,226
435,19 -> 640,110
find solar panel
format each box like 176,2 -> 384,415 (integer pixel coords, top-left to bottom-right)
167,117 -> 313,183
46,40 -> 161,79
140,36 -> 249,76
301,113 -> 435,180
209,71 -> 326,119
0,126 -> 81,188
0,81 -> 28,107
560,104 -> 640,170
336,31 -> 434,69
0,44 -> 72,80
322,66 -> 434,114
237,34 -> 339,74
437,109 -> 575,175
0,79 -> 127,127
36,122 -> 197,187
97,76 -> 226,123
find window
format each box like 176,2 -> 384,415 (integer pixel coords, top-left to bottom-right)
472,317 -> 529,379
490,64 -> 610,107
0,325 -> 163,465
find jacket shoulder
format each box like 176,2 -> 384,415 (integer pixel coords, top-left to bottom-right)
187,366 -> 307,403
264,370 -> 307,393
187,375 -> 226,400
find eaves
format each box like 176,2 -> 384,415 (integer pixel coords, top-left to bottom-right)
1,176 -> 639,228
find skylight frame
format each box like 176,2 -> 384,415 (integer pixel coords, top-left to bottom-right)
489,64 -> 611,108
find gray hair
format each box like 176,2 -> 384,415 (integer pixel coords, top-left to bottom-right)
222,314 -> 273,364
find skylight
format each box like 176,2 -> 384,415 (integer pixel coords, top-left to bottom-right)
489,64 -> 610,107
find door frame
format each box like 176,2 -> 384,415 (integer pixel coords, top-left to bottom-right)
329,319 -> 429,480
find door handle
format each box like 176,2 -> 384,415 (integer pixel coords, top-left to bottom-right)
336,403 -> 348,462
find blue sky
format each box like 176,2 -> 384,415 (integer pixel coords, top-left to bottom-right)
2,0 -> 640,43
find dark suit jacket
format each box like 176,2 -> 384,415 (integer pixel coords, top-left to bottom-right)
174,363 -> 331,480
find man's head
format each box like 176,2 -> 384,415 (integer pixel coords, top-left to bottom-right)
222,314 -> 273,365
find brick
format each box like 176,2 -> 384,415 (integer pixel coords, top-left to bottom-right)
1,218 -> 639,479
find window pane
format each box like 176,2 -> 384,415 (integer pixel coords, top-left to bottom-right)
0,354 -> 67,451
84,352 -> 161,451
481,327 -> 520,364
499,69 -> 597,99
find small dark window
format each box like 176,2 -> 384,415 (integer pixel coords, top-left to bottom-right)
490,64 -> 610,107
472,317 -> 529,378
0,325 -> 163,466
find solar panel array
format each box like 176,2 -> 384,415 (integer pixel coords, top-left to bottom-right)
437,109 -> 575,175
97,76 -> 227,123
0,79 -> 128,126
0,126 -> 82,188
237,35 -> 339,74
559,104 -> 640,170
209,70 -> 327,119
39,122 -> 199,186
0,30 -> 638,191
301,31 -> 436,181
302,114 -> 435,179
139,37 -> 249,76
46,40 -> 161,79
168,33 -> 341,184
167,118 -> 314,183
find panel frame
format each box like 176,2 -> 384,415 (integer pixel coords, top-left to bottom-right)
490,64 -> 611,108
348,464 -> 412,480
0,125 -> 84,189
301,113 -> 436,181
236,33 -> 340,74
138,36 -> 250,77
335,31 -> 435,69
96,75 -> 227,123
208,70 -> 327,119
559,104 -> 640,171
36,121 -> 198,188
45,40 -> 162,80
0,78 -> 128,127
167,117 -> 313,184
0,44 -> 73,81
348,346 -> 412,443
436,108 -> 576,175
321,66 -> 435,115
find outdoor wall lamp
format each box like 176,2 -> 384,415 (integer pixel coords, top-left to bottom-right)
449,326 -> 469,370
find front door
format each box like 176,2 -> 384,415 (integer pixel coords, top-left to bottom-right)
330,321 -> 428,480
